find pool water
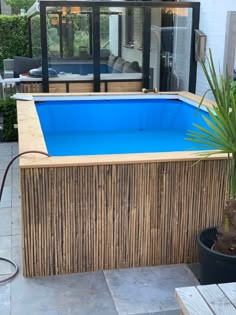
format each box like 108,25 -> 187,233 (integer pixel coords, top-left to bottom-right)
49,63 -> 113,75
36,97 -> 211,156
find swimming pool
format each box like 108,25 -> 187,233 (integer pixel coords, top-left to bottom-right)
36,95 -> 211,156
17,92 -> 228,277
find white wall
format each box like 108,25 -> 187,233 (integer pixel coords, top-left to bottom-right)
1,0 -> 11,15
188,0 -> 236,98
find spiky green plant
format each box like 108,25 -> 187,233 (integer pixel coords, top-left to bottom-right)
186,49 -> 236,255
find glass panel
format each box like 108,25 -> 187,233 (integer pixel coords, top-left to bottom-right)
150,7 -> 192,91
101,7 -> 143,92
46,6 -> 92,76
108,8 -> 120,57
47,13 -> 60,58
31,15 -> 41,58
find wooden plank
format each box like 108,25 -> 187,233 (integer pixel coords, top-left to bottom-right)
197,284 -> 236,315
49,83 -> 66,93
219,283 -> 236,308
175,287 -> 213,315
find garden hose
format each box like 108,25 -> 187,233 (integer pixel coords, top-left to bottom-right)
0,150 -> 50,284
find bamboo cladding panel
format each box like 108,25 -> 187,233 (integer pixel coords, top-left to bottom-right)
21,159 -> 228,277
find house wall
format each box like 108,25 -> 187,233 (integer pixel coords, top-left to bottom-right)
188,0 -> 236,98
0,0 -> 11,15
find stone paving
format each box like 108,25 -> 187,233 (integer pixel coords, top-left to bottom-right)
0,142 -> 199,315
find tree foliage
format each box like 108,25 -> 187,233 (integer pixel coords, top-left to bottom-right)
5,0 -> 34,11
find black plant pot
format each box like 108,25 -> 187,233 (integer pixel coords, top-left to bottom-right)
198,227 -> 236,284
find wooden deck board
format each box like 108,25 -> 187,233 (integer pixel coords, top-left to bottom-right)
176,283 -> 236,315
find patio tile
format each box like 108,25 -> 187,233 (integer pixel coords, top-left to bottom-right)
0,236 -> 11,274
0,283 -> 10,315
0,155 -> 12,170
104,264 -> 199,315
11,271 -> 118,315
11,207 -> 21,235
11,234 -> 22,272
0,143 -> 12,156
11,168 -> 21,208
0,169 -> 11,187
0,207 -> 11,236
12,142 -> 19,156
137,311 -> 179,315
0,186 -> 11,208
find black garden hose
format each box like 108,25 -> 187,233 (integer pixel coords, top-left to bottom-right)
0,150 -> 50,284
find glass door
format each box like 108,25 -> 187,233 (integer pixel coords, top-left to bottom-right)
150,7 -> 193,91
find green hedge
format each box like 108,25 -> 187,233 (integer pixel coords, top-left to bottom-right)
0,98 -> 18,142
0,15 -> 29,69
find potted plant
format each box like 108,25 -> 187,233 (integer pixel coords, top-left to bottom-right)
186,50 -> 236,284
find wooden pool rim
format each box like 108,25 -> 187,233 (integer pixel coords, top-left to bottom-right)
17,91 -> 229,277
17,91 -> 226,168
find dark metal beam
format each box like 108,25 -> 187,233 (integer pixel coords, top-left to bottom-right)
39,1 -> 200,9
40,1 -> 49,92
92,6 -> 100,92
142,7 -> 151,89
58,13 -> 63,58
189,2 -> 200,93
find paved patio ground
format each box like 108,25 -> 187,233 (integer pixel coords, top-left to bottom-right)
0,142 -> 199,315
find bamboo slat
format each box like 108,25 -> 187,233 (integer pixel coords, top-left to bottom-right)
21,159 -> 228,277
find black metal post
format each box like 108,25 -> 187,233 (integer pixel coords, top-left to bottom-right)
189,3 -> 200,93
40,2 -> 49,92
59,13 -> 63,58
92,6 -> 100,92
118,13 -> 122,57
89,13 -> 93,56
142,7 -> 151,89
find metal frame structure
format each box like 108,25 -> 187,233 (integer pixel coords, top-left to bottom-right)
27,0 -> 200,93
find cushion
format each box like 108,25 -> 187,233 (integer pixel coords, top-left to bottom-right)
100,49 -> 110,59
14,56 -> 41,77
112,57 -> 125,73
123,61 -> 141,73
108,54 -> 118,67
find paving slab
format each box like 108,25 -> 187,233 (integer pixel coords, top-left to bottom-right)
0,155 -> 12,170
0,282 -> 10,315
11,168 -> 21,208
11,271 -> 118,315
11,207 -> 21,235
11,234 -> 22,272
0,143 -> 12,156
12,142 -> 19,157
0,168 -> 11,188
104,264 -> 199,315
137,311 -> 179,315
0,236 -> 11,274
0,207 -> 11,236
0,186 -> 11,208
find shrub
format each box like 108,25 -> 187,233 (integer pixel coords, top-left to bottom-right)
0,15 -> 29,69
0,98 -> 18,142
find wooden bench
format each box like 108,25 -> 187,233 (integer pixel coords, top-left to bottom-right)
175,282 -> 236,314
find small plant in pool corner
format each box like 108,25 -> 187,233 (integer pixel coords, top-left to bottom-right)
186,49 -> 236,283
